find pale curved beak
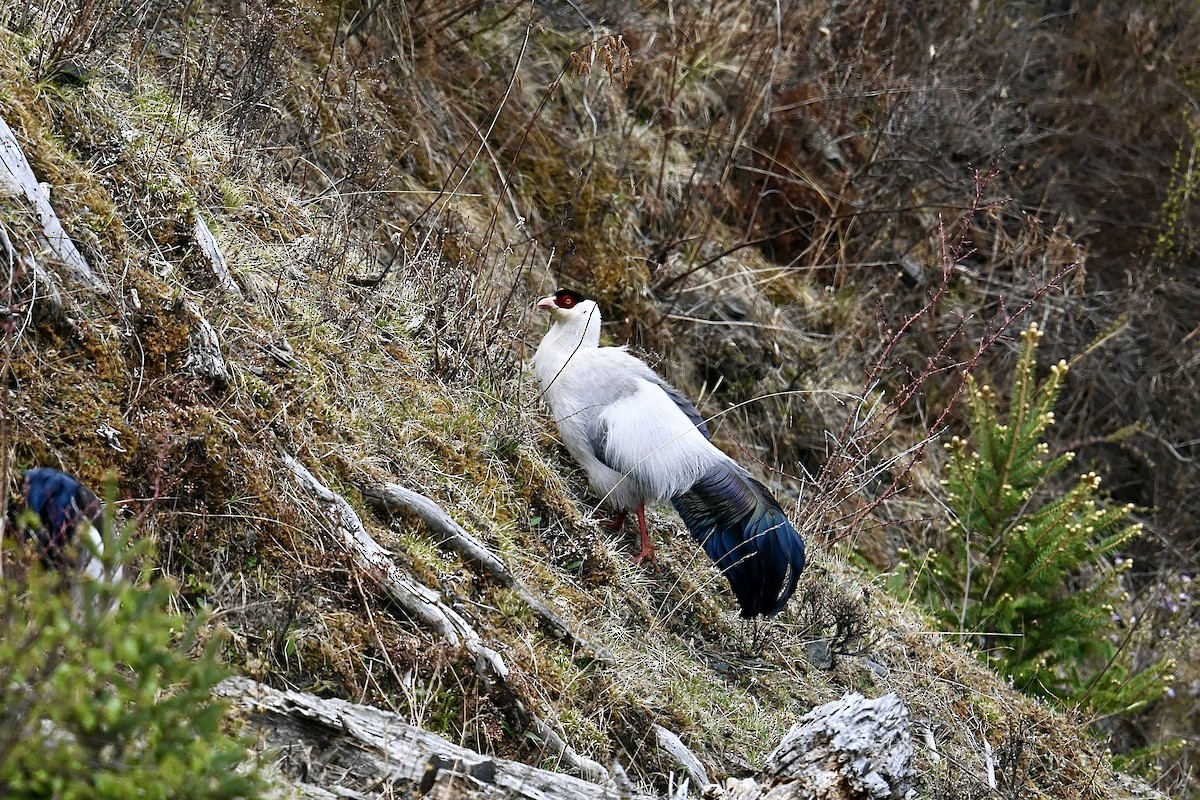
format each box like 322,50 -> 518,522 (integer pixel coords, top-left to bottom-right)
535,296 -> 557,310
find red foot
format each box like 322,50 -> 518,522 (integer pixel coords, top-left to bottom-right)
631,546 -> 658,566
601,511 -> 628,532
630,505 -> 658,568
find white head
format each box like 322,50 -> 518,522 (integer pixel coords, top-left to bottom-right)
535,289 -> 602,348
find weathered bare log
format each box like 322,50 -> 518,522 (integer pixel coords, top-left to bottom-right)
183,301 -> 231,383
653,724 -> 711,789
0,115 -> 107,293
365,482 -> 613,662
0,220 -> 62,306
283,454 -> 508,679
217,676 -> 647,800
704,778 -> 762,800
192,212 -> 243,297
219,674 -> 927,800
282,454 -> 609,782
285,785 -> 351,800
763,692 -> 916,800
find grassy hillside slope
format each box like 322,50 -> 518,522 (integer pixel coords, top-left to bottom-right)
1,1 -> 1197,797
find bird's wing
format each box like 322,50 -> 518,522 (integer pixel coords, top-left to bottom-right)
647,375 -> 710,440
592,371 -> 718,500
548,347 -> 716,502
586,376 -> 709,467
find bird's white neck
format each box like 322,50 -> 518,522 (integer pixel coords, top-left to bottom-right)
533,300 -> 602,389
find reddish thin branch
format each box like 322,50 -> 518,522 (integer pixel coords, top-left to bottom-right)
799,169 -> 1076,549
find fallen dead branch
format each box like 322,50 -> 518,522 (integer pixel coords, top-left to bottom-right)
364,481 -> 613,662
192,212 -> 243,298
281,453 -> 609,781
219,677 -> 920,800
0,114 -> 108,294
183,301 -> 231,384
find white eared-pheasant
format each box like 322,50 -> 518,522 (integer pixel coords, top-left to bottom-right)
533,289 -> 806,618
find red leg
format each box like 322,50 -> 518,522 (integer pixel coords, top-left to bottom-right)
631,504 -> 657,565
601,511 -> 628,531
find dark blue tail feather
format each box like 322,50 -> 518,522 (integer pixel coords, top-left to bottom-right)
671,463 -> 806,618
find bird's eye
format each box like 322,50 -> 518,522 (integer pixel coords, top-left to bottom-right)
553,289 -> 585,309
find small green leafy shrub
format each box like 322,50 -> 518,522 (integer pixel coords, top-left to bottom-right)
907,324 -> 1168,713
0,506 -> 266,799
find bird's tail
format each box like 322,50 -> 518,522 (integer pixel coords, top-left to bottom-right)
671,462 -> 806,618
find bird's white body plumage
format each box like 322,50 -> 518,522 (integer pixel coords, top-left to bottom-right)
533,291 -> 806,617
533,299 -> 725,513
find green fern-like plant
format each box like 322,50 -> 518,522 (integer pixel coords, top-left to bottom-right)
914,324 -> 1167,713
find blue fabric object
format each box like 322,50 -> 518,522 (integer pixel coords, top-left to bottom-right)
19,467 -> 102,557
